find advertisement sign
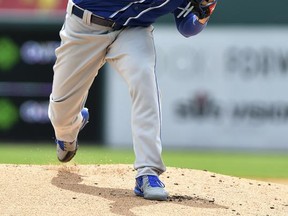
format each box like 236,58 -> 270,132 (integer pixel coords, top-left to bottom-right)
0,24 -> 104,142
105,26 -> 288,150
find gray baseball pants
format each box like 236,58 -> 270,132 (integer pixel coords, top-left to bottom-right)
48,1 -> 166,177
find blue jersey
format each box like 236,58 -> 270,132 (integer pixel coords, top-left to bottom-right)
72,0 -> 207,37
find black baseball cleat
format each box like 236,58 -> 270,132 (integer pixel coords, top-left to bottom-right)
56,108 -> 89,162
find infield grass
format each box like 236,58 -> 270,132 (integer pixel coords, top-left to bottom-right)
0,142 -> 287,179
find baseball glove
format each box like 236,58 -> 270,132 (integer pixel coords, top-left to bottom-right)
189,0 -> 218,19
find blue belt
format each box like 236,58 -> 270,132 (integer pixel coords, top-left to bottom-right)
71,5 -> 123,30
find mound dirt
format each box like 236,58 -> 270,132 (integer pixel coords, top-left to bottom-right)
0,164 -> 287,216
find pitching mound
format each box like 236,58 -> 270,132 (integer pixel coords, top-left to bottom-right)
0,164 -> 287,216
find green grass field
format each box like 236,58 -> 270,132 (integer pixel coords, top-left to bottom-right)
0,143 -> 287,179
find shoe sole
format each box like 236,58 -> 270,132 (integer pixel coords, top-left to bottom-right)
134,187 -> 168,201
134,188 -> 144,197
58,150 -> 76,162
58,144 -> 78,162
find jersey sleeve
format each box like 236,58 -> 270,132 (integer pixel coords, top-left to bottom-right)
173,4 -> 207,38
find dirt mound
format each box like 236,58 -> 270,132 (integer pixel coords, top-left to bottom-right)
0,164 -> 287,216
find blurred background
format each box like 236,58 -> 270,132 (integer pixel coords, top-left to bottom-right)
0,1 -> 288,156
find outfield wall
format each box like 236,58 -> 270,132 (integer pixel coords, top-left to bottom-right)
105,26 -> 288,150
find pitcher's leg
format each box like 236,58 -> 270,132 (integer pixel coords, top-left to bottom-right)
107,26 -> 166,177
49,11 -> 112,142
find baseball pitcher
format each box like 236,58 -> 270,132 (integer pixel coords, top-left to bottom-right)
48,0 -> 218,201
